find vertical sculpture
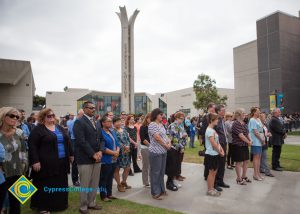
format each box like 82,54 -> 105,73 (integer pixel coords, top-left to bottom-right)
116,6 -> 139,114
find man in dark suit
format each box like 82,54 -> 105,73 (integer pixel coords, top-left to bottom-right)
73,101 -> 104,214
214,104 -> 230,190
269,108 -> 286,171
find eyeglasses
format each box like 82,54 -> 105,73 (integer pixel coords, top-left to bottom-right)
6,114 -> 20,120
86,106 -> 95,110
46,114 -> 55,119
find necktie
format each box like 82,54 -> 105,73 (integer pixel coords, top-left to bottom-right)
90,118 -> 96,129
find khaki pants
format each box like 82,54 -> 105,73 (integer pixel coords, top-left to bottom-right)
78,163 -> 101,211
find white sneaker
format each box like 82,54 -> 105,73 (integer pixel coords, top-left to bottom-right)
174,181 -> 182,188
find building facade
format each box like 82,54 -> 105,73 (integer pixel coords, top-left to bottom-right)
233,41 -> 259,112
234,11 -> 300,113
0,58 -> 35,116
151,87 -> 236,117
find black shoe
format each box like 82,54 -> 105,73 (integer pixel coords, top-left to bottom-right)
129,171 -> 134,176
218,182 -> 230,188
134,169 -> 142,173
272,167 -> 283,171
73,181 -> 80,187
166,181 -> 178,191
214,185 -> 223,192
265,173 -> 275,177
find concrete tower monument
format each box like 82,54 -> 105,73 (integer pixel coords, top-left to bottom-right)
116,6 -> 139,114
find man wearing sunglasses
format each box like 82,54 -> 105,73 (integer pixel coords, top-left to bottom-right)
73,101 -> 105,214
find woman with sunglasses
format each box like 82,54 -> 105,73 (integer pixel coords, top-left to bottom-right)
0,107 -> 27,214
28,108 -> 73,214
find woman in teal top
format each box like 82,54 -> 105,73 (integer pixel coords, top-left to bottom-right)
204,113 -> 224,197
248,107 -> 265,181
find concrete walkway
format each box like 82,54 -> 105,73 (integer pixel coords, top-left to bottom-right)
285,135 -> 300,146
112,162 -> 300,214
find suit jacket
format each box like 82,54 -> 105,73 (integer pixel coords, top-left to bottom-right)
73,115 -> 105,165
28,124 -> 73,179
215,117 -> 227,145
269,116 -> 285,146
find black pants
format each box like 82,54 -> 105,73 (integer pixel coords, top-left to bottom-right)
272,145 -> 282,169
130,145 -> 141,172
99,163 -> 116,199
216,143 -> 227,184
0,182 -> 6,211
6,175 -> 21,214
178,152 -> 184,176
165,149 -> 180,177
71,139 -> 79,183
227,143 -> 234,166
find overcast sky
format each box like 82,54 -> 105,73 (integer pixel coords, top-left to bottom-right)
0,0 -> 299,96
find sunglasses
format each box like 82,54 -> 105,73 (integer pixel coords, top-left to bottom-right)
86,106 -> 95,110
46,114 -> 55,118
6,114 -> 20,120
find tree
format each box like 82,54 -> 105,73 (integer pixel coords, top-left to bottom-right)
33,95 -> 46,108
193,74 -> 227,110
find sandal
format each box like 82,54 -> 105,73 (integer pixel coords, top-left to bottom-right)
207,189 -> 221,197
236,178 -> 247,185
40,211 -> 50,214
242,177 -> 252,183
121,181 -> 132,189
227,165 -> 234,170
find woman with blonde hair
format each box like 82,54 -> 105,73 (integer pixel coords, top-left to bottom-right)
28,108 -> 73,213
248,107 -> 265,181
231,108 -> 252,185
0,107 -> 27,214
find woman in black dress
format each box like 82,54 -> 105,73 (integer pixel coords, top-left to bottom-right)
28,108 -> 73,214
125,115 -> 142,175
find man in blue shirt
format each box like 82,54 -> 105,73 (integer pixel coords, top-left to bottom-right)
67,113 -> 80,186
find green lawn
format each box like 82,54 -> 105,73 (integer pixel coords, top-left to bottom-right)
184,139 -> 300,172
21,193 -> 182,214
288,131 -> 300,136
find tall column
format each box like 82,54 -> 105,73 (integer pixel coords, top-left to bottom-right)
116,6 -> 139,114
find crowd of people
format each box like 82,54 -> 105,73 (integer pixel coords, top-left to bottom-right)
0,101 -> 290,213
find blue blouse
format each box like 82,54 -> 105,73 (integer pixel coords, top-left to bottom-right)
53,127 -> 66,159
0,143 -> 5,184
101,130 -> 120,164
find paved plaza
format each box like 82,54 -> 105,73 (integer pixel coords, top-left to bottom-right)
110,162 -> 300,214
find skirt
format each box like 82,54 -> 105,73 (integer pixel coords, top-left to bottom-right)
204,154 -> 219,170
232,145 -> 249,162
251,146 -> 262,155
30,158 -> 69,212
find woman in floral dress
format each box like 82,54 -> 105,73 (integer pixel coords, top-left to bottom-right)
113,117 -> 132,192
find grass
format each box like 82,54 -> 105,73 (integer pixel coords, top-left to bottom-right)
184,139 -> 300,172
21,192 -> 182,214
288,131 -> 300,136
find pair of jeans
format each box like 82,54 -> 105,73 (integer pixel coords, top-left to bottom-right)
260,148 -> 270,174
71,139 -> 79,183
189,135 -> 195,148
99,163 -> 117,199
272,145 -> 282,169
5,175 -> 21,214
149,152 -> 167,196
